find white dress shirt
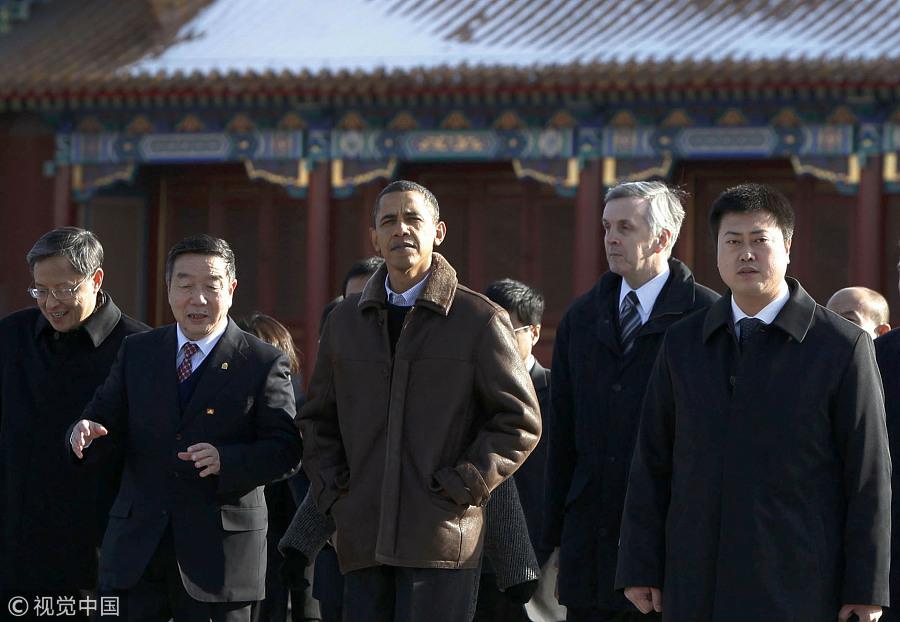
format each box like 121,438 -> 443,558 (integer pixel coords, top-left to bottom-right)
176,320 -> 228,371
617,264 -> 671,325
730,281 -> 790,338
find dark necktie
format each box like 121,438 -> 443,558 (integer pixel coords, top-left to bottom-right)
619,291 -> 642,355
177,342 -> 200,383
738,317 -> 764,349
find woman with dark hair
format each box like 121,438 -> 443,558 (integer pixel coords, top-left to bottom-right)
242,313 -> 302,377
240,313 -> 319,622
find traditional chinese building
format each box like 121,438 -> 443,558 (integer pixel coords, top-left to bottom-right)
2,0 -> 900,367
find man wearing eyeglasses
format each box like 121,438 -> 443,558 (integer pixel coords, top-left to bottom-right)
480,278 -> 566,622
0,227 -> 148,616
544,182 -> 718,621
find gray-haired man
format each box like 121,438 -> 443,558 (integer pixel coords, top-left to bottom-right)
544,182 -> 718,621
0,227 -> 147,610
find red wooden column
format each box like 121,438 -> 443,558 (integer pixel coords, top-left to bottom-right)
520,179 -> 541,285
53,164 -> 73,226
360,182 -> 380,256
304,162 -> 331,376
257,189 -> 277,313
851,155 -> 884,289
789,176 -> 815,284
573,159 -> 604,296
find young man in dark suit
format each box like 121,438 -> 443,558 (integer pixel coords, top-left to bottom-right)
618,184 -> 890,622
480,278 -> 565,622
545,181 -> 717,622
1,227 -> 147,618
70,234 -> 303,622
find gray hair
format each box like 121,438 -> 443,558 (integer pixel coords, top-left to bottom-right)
26,227 -> 103,275
605,181 -> 686,255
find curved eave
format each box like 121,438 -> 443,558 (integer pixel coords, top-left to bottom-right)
2,58 -> 900,110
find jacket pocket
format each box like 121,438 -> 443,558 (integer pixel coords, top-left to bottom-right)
428,477 -> 468,516
220,506 -> 267,531
108,497 -> 132,518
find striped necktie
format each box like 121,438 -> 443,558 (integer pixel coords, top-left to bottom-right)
619,291 -> 642,355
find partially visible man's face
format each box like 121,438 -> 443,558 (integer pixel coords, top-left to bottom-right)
370,191 -> 446,285
167,253 -> 236,341
32,255 -> 103,333
717,211 -> 791,309
509,312 -> 540,363
345,275 -> 371,297
826,289 -> 888,339
602,197 -> 666,289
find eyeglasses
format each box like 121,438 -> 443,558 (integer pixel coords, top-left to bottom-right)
27,274 -> 92,301
513,324 -> 533,333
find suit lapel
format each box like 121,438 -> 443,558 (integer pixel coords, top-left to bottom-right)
594,274 -> 624,356
153,326 -> 180,426
529,361 -> 550,394
179,318 -> 248,431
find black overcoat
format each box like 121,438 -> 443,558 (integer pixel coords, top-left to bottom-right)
0,294 -> 147,591
617,279 -> 892,622
544,258 -> 718,609
874,328 -> 900,610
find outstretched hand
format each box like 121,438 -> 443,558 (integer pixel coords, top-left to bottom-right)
70,419 -> 108,458
839,604 -> 881,622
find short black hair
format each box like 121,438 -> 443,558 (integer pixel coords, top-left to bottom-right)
341,256 -> 384,297
484,278 -> 545,326
373,180 -> 440,225
165,234 -> 236,285
27,227 -> 103,276
709,183 -> 795,242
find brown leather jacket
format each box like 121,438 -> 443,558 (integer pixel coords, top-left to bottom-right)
300,253 -> 541,572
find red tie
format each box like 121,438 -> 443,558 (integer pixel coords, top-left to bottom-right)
177,342 -> 200,383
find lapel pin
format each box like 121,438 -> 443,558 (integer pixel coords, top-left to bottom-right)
206,408 -> 215,415
221,362 -> 229,370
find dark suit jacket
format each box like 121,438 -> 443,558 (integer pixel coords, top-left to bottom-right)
74,318 -> 302,602
545,258 -> 718,609
875,328 -> 900,607
512,360 -> 551,567
617,280 -> 891,622
0,294 -> 147,592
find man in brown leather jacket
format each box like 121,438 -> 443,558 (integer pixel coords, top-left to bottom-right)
300,180 -> 542,622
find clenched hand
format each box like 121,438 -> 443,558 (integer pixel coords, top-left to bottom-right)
624,586 -> 663,614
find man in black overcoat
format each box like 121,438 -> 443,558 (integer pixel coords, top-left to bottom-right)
618,183 -> 891,622
544,181 -> 717,621
0,227 -> 147,615
875,265 -> 900,622
69,235 -> 303,622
